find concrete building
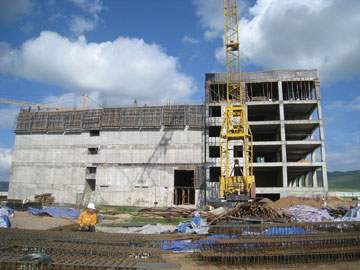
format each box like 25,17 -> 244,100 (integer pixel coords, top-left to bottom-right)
205,69 -> 328,202
8,69 -> 328,207
8,105 -> 206,207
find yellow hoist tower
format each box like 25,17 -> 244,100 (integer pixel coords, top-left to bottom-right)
219,0 -> 255,201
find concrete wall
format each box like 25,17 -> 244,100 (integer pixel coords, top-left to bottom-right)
9,127 -> 204,207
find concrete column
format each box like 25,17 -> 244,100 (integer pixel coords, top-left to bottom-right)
317,100 -> 328,190
278,81 -> 288,188
304,173 -> 310,187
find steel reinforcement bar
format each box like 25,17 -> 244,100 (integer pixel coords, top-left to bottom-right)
210,221 -> 360,236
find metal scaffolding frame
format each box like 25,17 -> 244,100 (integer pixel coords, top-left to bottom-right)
15,105 -> 205,133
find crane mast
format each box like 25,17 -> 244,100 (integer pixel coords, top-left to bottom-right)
219,0 -> 255,200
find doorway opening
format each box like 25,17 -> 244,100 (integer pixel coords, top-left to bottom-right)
174,170 -> 195,205
85,179 -> 96,192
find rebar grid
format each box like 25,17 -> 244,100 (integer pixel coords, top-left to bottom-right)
210,221 -> 360,236
0,229 -> 181,269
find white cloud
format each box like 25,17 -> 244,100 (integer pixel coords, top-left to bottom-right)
68,0 -> 104,35
328,96 -> 360,112
182,36 -> 200,44
69,0 -> 103,15
192,0 -> 224,39
0,0 -> 32,22
70,16 -> 97,34
0,148 -> 12,173
192,0 -> 247,39
0,31 -> 196,106
196,0 -> 360,83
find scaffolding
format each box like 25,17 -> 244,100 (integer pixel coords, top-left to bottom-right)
15,105 -> 205,133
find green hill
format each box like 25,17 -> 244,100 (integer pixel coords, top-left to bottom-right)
327,170 -> 360,191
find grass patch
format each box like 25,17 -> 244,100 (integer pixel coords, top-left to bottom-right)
114,206 -> 138,213
130,216 -> 188,226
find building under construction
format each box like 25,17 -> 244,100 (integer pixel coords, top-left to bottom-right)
8,69 -> 328,207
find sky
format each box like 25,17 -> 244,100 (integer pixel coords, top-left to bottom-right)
0,0 -> 359,182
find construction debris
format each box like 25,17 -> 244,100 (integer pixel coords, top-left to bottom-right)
135,207 -> 195,219
207,203 -> 286,224
34,193 -> 55,205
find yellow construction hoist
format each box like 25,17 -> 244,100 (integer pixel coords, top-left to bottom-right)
219,0 -> 255,201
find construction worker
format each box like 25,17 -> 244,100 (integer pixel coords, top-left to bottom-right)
78,203 -> 97,232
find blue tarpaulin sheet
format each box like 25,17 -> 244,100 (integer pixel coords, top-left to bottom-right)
262,227 -> 311,235
28,207 -> 81,219
243,226 -> 311,236
161,234 -> 236,251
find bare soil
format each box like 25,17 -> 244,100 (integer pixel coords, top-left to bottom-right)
11,211 -> 75,230
260,196 -> 355,210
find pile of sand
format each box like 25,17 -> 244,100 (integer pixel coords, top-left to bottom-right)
260,196 -> 322,209
260,195 -> 356,210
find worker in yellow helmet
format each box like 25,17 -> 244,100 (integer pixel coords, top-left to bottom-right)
78,203 -> 97,232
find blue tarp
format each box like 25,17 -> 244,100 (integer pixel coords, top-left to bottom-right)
177,217 -> 208,234
161,234 -> 236,251
0,206 -> 13,228
244,226 -> 311,236
262,227 -> 311,235
28,207 -> 82,219
162,239 -> 218,251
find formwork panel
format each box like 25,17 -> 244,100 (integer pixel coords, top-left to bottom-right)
82,109 -> 102,130
102,108 -> 121,128
163,105 -> 186,126
141,107 -> 162,128
188,105 -> 205,127
30,112 -> 48,131
120,107 -> 141,128
64,111 -> 82,131
47,112 -> 65,132
15,112 -> 32,132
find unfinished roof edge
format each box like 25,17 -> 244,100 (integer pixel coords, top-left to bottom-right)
15,104 -> 205,133
206,68 -> 319,82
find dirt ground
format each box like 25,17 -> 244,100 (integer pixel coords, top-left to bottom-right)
261,196 -> 355,209
7,209 -> 360,270
10,211 -> 76,230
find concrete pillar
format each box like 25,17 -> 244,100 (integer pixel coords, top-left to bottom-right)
304,173 -> 310,187
317,100 -> 328,190
278,81 -> 288,188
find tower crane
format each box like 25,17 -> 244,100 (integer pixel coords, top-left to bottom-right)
0,94 -> 88,111
219,0 -> 255,201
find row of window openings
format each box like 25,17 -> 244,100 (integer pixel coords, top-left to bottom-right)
209,81 -> 316,102
209,106 -> 318,121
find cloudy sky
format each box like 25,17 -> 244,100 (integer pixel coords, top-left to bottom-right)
0,0 -> 359,181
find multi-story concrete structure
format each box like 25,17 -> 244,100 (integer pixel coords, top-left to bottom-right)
8,69 -> 328,207
205,69 -> 328,202
8,105 -> 206,207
